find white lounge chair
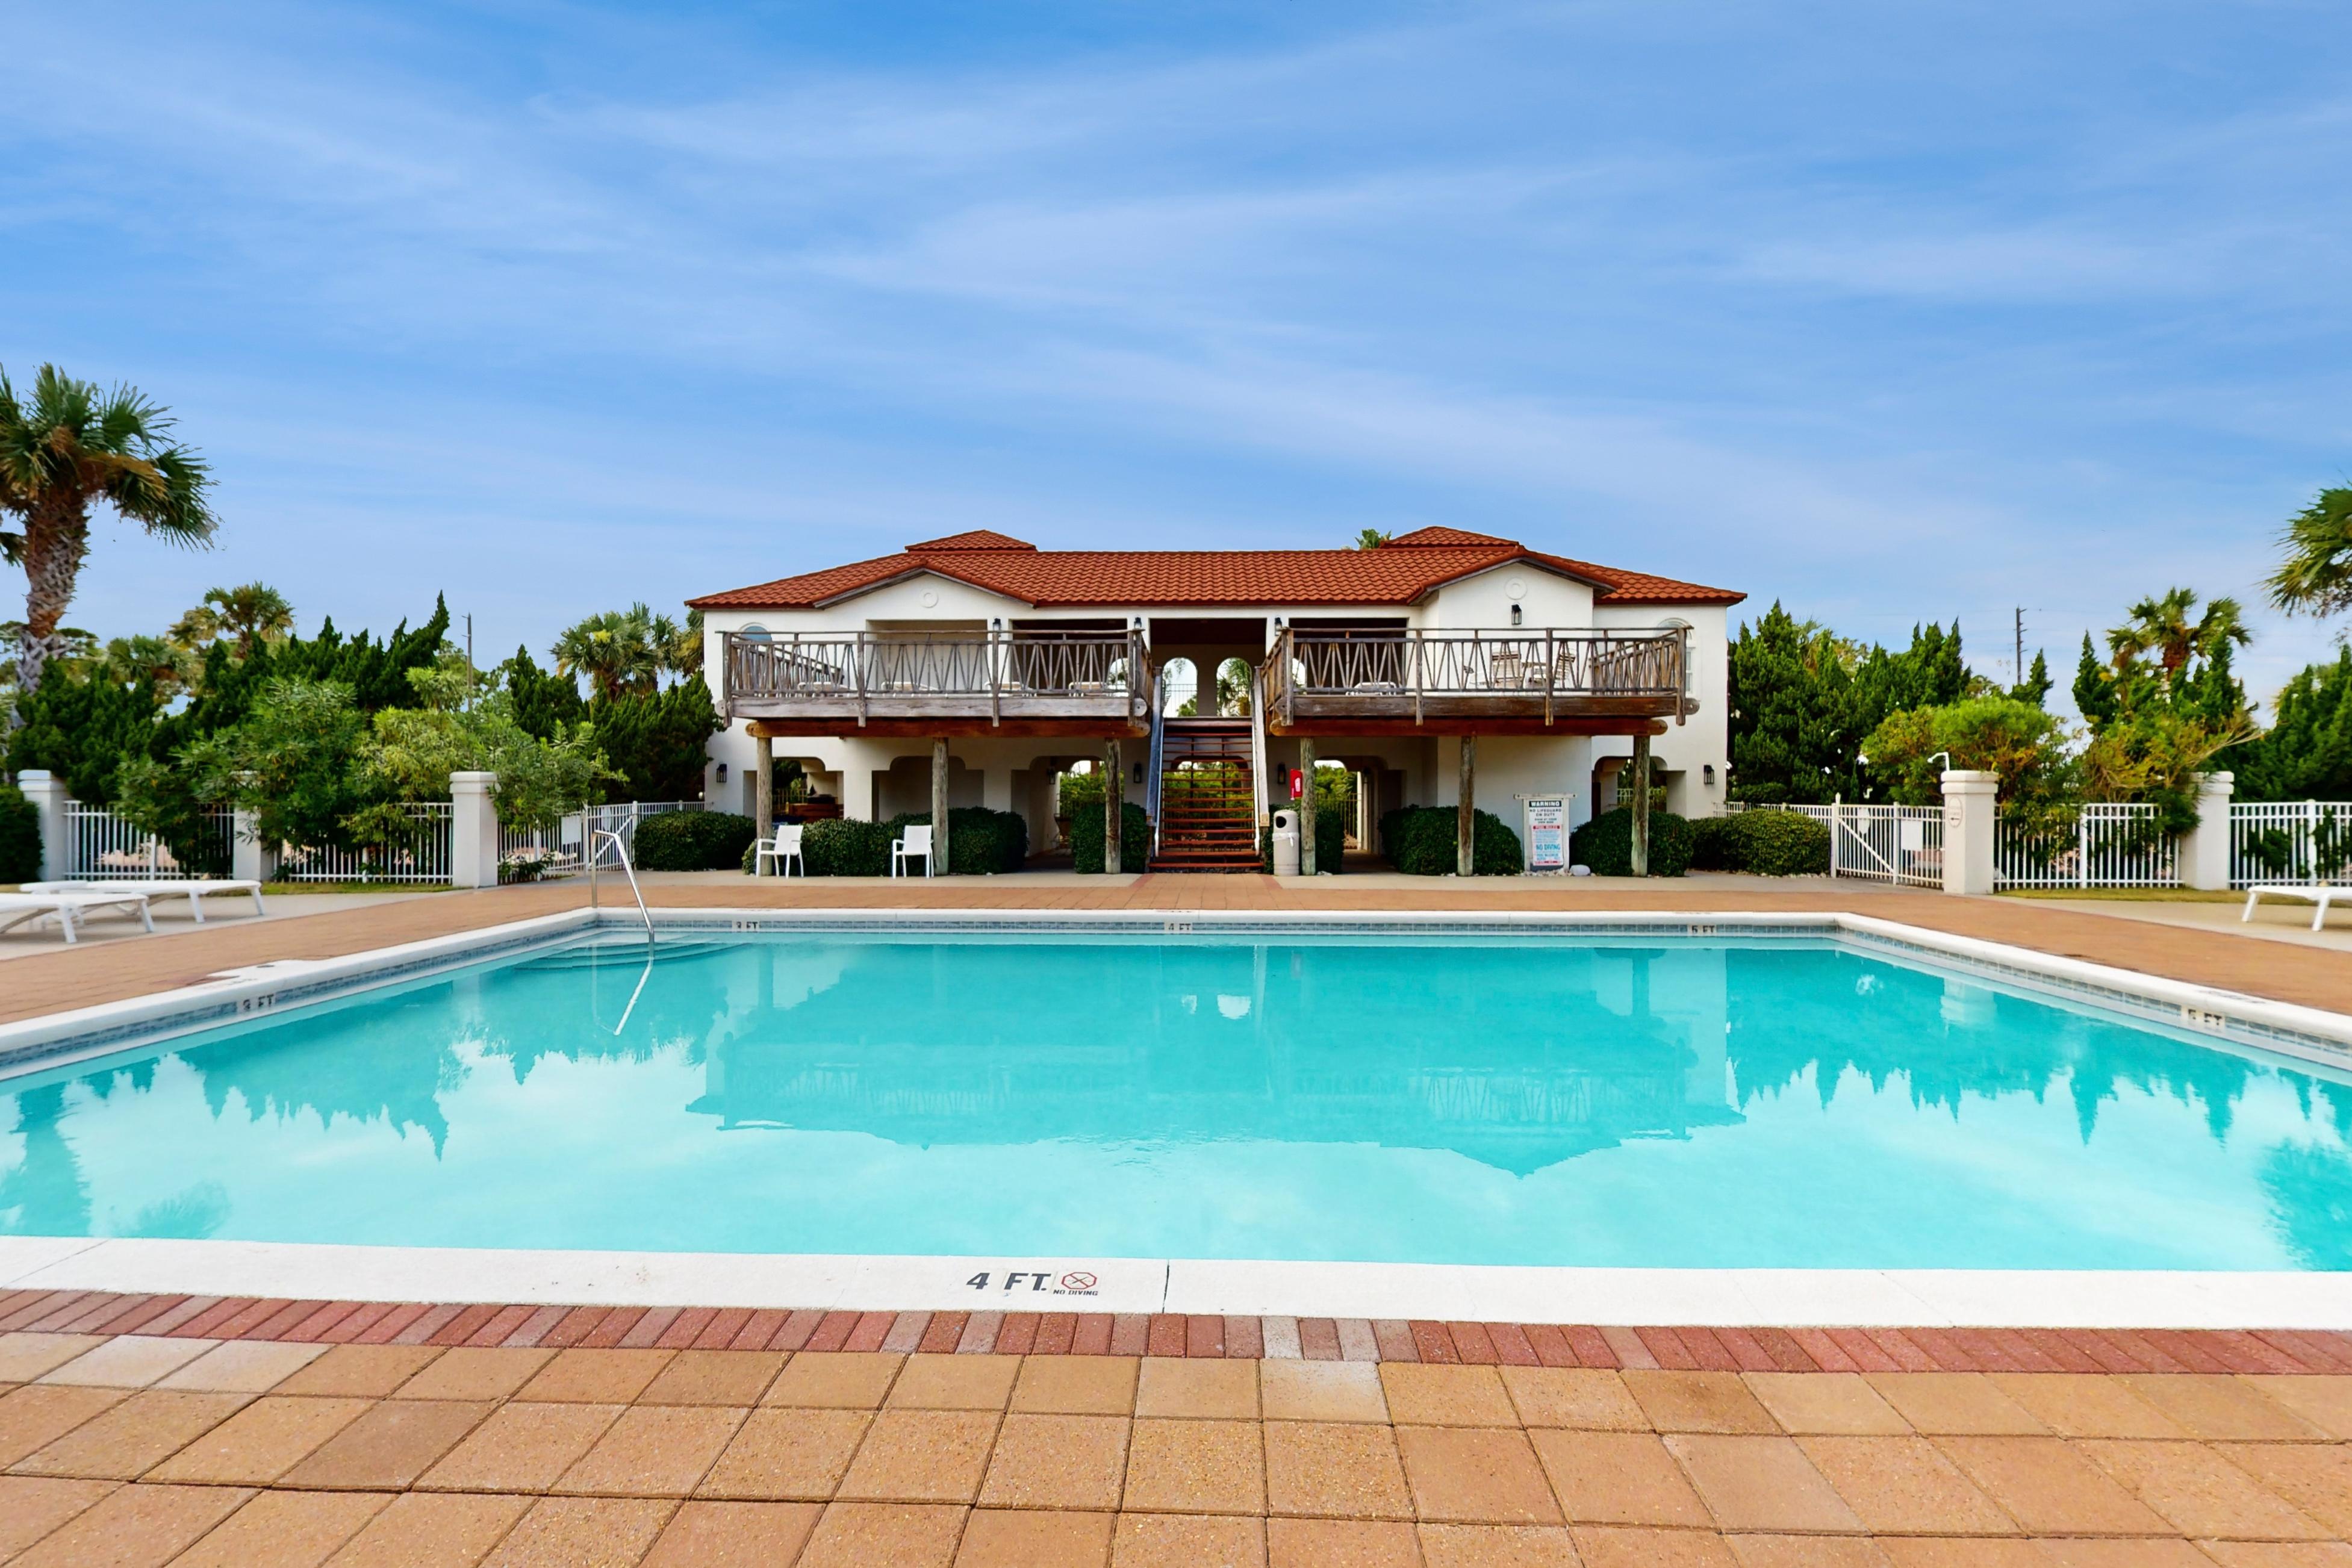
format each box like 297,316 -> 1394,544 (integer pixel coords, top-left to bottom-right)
0,891 -> 157,944
892,824 -> 935,879
23,878 -> 266,923
2243,885 -> 2344,932
754,824 -> 805,878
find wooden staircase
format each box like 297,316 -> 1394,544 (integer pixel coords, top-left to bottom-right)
1150,720 -> 1263,873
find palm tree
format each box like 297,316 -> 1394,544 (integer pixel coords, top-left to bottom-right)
664,608 -> 705,679
2267,487 -> 2352,621
1354,529 -> 1393,550
201,583 -> 294,658
2107,588 -> 2249,676
552,604 -> 664,700
0,365 -> 217,698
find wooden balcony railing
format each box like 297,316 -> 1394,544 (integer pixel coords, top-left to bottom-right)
1260,627 -> 1688,728
724,629 -> 1150,726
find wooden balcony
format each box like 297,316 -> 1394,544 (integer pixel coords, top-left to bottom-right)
1260,627 -> 1690,736
724,629 -> 1151,736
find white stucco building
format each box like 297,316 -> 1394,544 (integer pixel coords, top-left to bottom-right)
688,527 -> 1742,870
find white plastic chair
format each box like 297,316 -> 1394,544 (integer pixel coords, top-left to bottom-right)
755,824 -> 806,878
892,824 -> 935,878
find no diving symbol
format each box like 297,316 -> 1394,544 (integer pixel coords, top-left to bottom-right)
1060,1272 -> 1098,1292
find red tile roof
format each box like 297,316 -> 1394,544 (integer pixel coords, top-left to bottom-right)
688,532 -> 1741,611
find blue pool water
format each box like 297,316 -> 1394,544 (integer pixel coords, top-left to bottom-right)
4,932 -> 2350,1269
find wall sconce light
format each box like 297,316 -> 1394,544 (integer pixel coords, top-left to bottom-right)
1133,762 -> 1145,785
1701,764 -> 1714,786
716,762 -> 730,784
1510,604 -> 1523,627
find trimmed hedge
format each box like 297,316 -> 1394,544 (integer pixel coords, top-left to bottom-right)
1731,809 -> 1831,876
885,808 -> 1029,876
1569,806 -> 1694,877
1072,801 -> 1150,873
0,787 -> 39,883
1378,806 -> 1523,876
1258,803 -> 1346,874
734,807 -> 1028,876
633,810 -> 758,871
1688,810 -> 1831,876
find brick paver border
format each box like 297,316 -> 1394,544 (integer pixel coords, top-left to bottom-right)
3,1289 -> 2342,1374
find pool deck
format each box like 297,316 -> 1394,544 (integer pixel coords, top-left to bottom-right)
8,876 -> 2352,1563
6,1314 -> 2352,1567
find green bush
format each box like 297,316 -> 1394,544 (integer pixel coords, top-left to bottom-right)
1729,809 -> 1831,876
0,787 -> 39,883
1688,815 -> 1736,871
633,810 -> 758,871
1378,806 -> 1523,876
1071,801 -> 1150,873
883,807 -> 1030,875
1260,805 -> 1345,874
1569,806 -> 1694,877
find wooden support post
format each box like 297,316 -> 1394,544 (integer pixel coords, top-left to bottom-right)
1457,734 -> 1476,877
1631,730 -> 1652,877
751,733 -> 774,877
1299,738 -> 1318,877
1104,739 -> 1124,873
931,738 -> 950,875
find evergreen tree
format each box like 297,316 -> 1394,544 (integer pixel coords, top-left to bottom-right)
2009,649 -> 2052,708
591,681 -> 721,801
502,646 -> 588,739
2073,634 -> 2119,732
1727,603 -> 1856,803
2236,652 -> 2352,801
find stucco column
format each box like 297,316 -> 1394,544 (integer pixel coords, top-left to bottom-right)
450,771 -> 500,889
1940,770 -> 1999,895
231,809 -> 278,884
16,770 -> 69,881
2179,771 -> 2235,891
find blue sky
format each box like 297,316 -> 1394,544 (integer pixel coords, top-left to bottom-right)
4,1 -> 2347,706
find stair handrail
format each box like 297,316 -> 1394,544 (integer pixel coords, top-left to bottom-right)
588,824 -> 656,942
1148,669 -> 1168,858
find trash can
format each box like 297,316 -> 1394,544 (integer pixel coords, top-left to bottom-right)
1271,809 -> 1301,877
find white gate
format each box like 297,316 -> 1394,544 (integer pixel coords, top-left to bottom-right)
1829,803 -> 1943,887
1998,802 -> 2176,889
2230,800 -> 2352,888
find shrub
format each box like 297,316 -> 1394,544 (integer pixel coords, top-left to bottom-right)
0,787 -> 38,883
1688,815 -> 1736,871
1378,806 -> 1523,876
1729,809 -> 1830,876
883,807 -> 1030,875
739,816 -> 891,876
1071,801 -> 1150,873
633,810 -> 758,871
1260,804 -> 1345,874
1570,806 -> 1694,877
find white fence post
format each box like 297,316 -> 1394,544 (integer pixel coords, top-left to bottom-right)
2179,771 -> 2234,891
16,771 -> 70,880
1941,770 -> 1998,895
450,773 -> 500,889
231,809 -> 279,884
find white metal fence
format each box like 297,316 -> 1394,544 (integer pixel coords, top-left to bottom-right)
498,800 -> 703,876
1997,801 -> 2176,889
279,803 -> 455,883
61,802 -> 237,879
2230,800 -> 2352,888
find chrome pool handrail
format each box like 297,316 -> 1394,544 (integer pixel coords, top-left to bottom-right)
590,827 -> 655,942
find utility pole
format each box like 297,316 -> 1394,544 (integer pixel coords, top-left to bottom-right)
2014,607 -> 2024,690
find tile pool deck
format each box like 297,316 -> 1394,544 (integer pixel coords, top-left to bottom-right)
10,1323 -> 2352,1567
9,877 -> 2352,1561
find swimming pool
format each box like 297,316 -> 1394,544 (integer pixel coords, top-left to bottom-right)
5,925 -> 2350,1271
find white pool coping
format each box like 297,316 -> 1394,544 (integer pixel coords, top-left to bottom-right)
5,903 -> 2351,1328
5,1236 -> 2349,1329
